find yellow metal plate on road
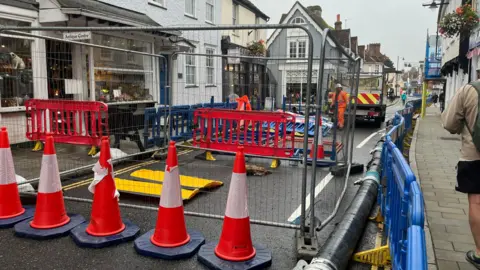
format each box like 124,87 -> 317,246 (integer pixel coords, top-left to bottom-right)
114,178 -> 199,201
131,169 -> 223,190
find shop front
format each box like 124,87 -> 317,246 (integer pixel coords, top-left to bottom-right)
0,0 -> 180,145
222,42 -> 269,109
0,1 -> 39,144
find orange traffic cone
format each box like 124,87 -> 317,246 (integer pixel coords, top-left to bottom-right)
135,140 -> 205,259
30,135 -> 70,229
86,137 -> 125,236
309,117 -> 325,160
198,146 -> 272,268
14,134 -> 85,239
151,140 -> 189,247
70,136 -> 139,248
0,127 -> 35,228
0,127 -> 25,219
214,146 -> 255,261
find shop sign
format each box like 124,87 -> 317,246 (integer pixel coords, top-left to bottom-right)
469,30 -> 480,50
63,31 -> 92,41
227,48 -> 241,64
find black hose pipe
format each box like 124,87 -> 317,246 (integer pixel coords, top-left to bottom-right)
294,141 -> 384,270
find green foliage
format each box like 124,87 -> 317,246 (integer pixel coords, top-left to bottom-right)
439,2 -> 479,38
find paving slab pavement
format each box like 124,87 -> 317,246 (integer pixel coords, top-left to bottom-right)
412,106 -> 476,270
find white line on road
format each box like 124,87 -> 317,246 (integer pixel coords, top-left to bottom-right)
287,173 -> 334,224
356,131 -> 379,148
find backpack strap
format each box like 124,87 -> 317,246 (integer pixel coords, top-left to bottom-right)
464,82 -> 480,136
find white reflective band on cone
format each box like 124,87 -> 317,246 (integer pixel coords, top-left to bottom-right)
225,172 -> 249,219
38,154 -> 62,193
159,165 -> 182,208
0,148 -> 16,185
89,159 -> 119,199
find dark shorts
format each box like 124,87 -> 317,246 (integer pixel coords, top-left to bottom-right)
457,160 -> 480,194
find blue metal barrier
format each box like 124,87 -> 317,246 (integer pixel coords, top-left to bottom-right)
379,101 -> 427,270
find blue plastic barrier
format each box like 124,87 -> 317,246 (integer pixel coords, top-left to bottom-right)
143,99 -> 240,149
379,101 -> 427,270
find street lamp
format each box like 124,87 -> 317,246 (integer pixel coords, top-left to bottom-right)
422,1 -> 449,11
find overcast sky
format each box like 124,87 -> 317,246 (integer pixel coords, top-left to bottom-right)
250,0 -> 438,68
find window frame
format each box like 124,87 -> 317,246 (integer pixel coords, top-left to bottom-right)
287,38 -> 309,60
205,0 -> 214,24
185,0 -> 196,18
149,0 -> 166,8
255,17 -> 260,40
291,17 -> 306,24
205,47 -> 215,86
232,3 -> 239,34
185,48 -> 197,86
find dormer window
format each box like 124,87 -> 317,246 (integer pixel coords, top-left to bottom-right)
291,17 -> 306,24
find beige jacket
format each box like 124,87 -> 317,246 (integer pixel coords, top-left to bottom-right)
441,84 -> 480,161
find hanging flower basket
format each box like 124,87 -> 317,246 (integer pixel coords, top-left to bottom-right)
439,3 -> 479,39
247,40 -> 266,56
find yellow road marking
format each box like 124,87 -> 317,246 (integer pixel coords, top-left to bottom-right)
62,150 -> 193,191
131,169 -> 223,189
115,178 -> 199,200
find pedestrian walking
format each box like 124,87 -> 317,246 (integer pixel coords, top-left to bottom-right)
401,91 -> 407,106
432,92 -> 439,107
442,79 -> 480,269
439,91 -> 445,112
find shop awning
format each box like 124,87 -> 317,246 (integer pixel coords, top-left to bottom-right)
53,0 -> 180,36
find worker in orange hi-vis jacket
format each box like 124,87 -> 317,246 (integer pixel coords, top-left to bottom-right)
329,84 -> 349,129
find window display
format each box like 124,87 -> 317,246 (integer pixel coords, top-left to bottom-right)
0,19 -> 33,108
91,34 -> 155,103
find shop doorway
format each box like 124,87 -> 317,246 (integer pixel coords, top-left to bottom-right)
46,40 -> 73,99
159,55 -> 169,105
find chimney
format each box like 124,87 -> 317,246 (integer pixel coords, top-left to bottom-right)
308,6 -> 322,18
351,37 -> 358,54
334,14 -> 342,30
368,43 -> 381,56
358,45 -> 365,59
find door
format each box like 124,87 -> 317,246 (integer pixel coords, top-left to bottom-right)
160,56 -> 169,105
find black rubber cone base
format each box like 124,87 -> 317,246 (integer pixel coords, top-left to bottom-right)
198,242 -> 272,270
70,219 -> 140,248
14,214 -> 85,240
135,229 -> 205,260
0,206 -> 35,228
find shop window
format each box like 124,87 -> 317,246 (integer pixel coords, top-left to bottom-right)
185,48 -> 197,85
91,34 -> 154,103
0,19 -> 33,108
205,48 -> 215,85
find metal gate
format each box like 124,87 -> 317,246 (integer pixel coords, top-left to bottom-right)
0,24 -> 359,257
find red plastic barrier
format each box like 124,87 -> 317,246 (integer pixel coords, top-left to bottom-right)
192,109 -> 295,158
25,99 -> 109,147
